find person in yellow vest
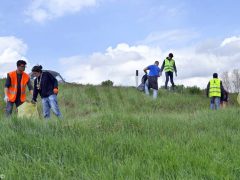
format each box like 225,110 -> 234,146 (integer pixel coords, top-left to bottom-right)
206,73 -> 224,110
160,53 -> 177,90
4,60 -> 33,116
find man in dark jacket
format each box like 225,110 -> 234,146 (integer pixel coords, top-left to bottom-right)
31,65 -> 62,118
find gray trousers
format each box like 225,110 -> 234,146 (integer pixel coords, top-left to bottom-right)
5,100 -> 23,116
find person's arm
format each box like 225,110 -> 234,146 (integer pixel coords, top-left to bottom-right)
4,87 -> 8,102
160,61 -> 165,72
158,67 -> 161,77
48,73 -> 58,88
173,61 -> 177,73
32,79 -> 39,102
5,74 -> 11,88
143,66 -> 149,74
47,72 -> 59,94
206,82 -> 210,97
27,78 -> 33,95
4,74 -> 11,102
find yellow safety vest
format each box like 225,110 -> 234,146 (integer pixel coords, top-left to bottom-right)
209,78 -> 221,97
164,58 -> 175,72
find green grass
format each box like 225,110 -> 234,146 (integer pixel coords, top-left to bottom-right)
0,80 -> 240,179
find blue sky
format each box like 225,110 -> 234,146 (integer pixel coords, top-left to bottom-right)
0,0 -> 240,87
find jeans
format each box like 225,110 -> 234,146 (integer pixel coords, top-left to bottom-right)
5,100 -> 22,116
210,97 -> 220,110
145,80 -> 158,99
42,94 -> 62,118
165,71 -> 175,89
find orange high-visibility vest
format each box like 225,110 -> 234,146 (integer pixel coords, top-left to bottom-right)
7,71 -> 29,103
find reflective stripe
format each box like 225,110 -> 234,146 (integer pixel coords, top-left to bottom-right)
8,90 -> 17,95
10,85 -> 17,88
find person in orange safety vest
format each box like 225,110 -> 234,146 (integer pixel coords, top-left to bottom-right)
4,60 -> 33,116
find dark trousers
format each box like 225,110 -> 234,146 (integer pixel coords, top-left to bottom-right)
165,71 -> 175,89
5,100 -> 22,116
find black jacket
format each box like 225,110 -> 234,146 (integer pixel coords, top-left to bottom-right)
33,72 -> 58,101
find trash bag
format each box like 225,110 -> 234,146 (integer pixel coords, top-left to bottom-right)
17,102 -> 39,118
137,83 -> 145,91
237,93 -> 240,105
141,74 -> 148,84
137,74 -> 148,92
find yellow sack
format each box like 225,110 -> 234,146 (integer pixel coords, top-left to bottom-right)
17,102 -> 39,118
238,93 -> 240,105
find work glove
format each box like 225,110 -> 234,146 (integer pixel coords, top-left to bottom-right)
53,88 -> 58,94
4,96 -> 8,103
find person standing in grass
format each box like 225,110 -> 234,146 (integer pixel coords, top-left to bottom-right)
143,61 -> 161,99
220,88 -> 229,108
160,53 -> 177,90
31,65 -> 62,118
206,73 -> 225,110
4,60 -> 33,116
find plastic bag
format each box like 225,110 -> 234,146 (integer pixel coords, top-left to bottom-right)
137,83 -> 145,91
17,102 -> 39,118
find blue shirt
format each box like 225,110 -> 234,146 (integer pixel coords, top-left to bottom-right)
148,65 -> 160,76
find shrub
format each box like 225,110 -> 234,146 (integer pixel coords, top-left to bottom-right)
101,80 -> 114,86
174,85 -> 185,93
186,86 -> 202,95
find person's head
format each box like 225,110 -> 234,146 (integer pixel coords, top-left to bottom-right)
31,65 -> 43,78
16,60 -> 27,72
213,73 -> 218,78
154,61 -> 159,66
168,53 -> 174,59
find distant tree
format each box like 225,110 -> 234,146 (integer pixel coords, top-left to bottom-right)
221,69 -> 240,93
232,69 -> 240,92
174,85 -> 184,94
221,71 -> 232,92
101,80 -> 114,87
186,86 -> 202,95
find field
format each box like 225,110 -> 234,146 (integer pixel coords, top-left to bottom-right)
0,80 -> 240,179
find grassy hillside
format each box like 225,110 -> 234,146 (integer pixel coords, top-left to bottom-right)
0,80 -> 240,179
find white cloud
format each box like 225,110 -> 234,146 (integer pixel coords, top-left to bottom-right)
0,36 -> 28,77
25,0 -> 99,23
221,36 -> 240,47
59,35 -> 240,89
60,43 -> 163,85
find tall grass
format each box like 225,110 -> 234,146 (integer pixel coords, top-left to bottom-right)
0,81 -> 240,179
